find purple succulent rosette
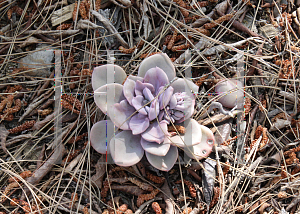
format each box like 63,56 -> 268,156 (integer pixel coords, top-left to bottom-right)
90,53 -> 214,171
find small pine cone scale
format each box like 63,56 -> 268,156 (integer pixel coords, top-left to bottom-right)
61,99 -> 81,114
95,0 -> 101,11
6,95 -> 14,109
1,182 -> 20,201
73,2 -> 78,21
3,99 -> 21,114
171,43 -> 191,52
210,187 -> 220,208
0,114 -> 14,121
146,171 -> 165,184
119,46 -> 136,54
152,202 -> 162,214
67,132 -> 88,144
0,98 -> 8,112
175,180 -> 196,197
168,125 -> 186,134
56,23 -> 72,30
8,171 -> 32,183
61,94 -> 82,110
167,31 -> 178,50
79,69 -> 92,76
84,0 -> 90,14
79,1 -> 88,20
140,52 -> 161,59
7,8 -> 13,19
136,189 -> 160,207
37,108 -> 53,116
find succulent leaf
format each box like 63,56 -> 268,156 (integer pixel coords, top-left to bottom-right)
110,131 -> 144,167
138,53 -> 176,81
92,64 -> 127,91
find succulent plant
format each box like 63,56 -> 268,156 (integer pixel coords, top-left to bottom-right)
214,79 -> 244,108
90,53 -> 215,171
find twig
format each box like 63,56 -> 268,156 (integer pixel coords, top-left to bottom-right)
19,90 -> 53,122
217,10 -> 263,38
20,144 -> 65,201
22,29 -> 82,36
36,71 -> 54,97
91,10 -> 129,48
77,19 -> 105,30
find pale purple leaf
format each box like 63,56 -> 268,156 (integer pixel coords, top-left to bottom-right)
123,78 -> 136,105
145,145 -> 178,171
108,100 -> 136,130
141,120 -> 169,144
92,64 -> 127,91
110,131 -> 144,167
176,103 -> 195,123
135,80 -> 155,96
215,79 -> 244,108
138,53 -> 176,82
140,137 -> 170,156
159,86 -> 174,110
170,119 -> 202,147
184,124 -> 214,160
169,94 -> 177,109
143,87 -> 154,102
94,83 -> 125,114
171,78 -> 199,97
143,67 -> 169,95
158,111 -> 165,121
131,95 -> 147,115
129,113 -> 150,135
90,120 -> 115,154
148,99 -> 160,121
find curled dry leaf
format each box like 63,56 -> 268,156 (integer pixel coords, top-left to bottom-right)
91,10 -> 129,48
91,155 -> 106,188
270,118 -> 292,131
202,158 -> 216,206
111,185 -> 145,196
24,144 -> 65,188
258,202 -> 270,214
32,113 -> 54,131
0,125 -> 9,154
